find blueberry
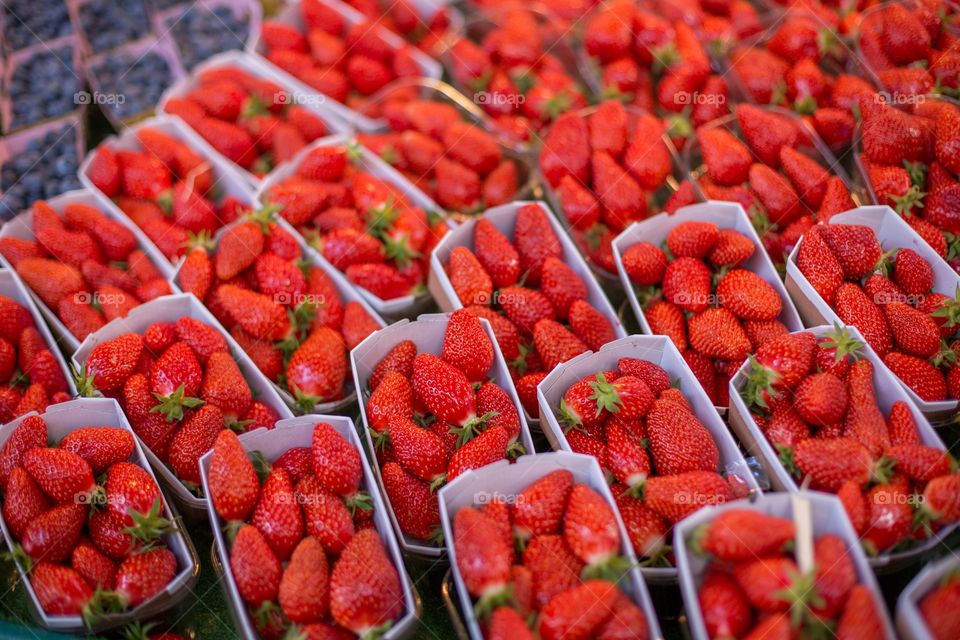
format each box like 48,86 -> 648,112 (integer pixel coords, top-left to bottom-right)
168,4 -> 250,69
90,50 -> 172,121
79,0 -> 151,53
7,45 -> 83,129
2,0 -> 72,51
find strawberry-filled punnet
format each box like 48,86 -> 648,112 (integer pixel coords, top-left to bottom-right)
256,133 -> 450,319
0,399 -> 199,635
0,269 -> 75,419
352,311 -> 533,557
728,324 -> 960,572
159,51 -> 348,188
79,114 -> 260,266
674,492 -> 896,640
683,106 -> 858,268
897,553 -> 960,639
71,293 -> 294,522
356,78 -> 535,217
429,201 -> 626,423
0,188 -> 177,352
444,7 -> 591,147
612,201 -> 803,409
199,415 -> 417,640
173,208 -> 385,415
538,335 -> 761,582
439,452 -> 662,640
785,206 -> 960,423
538,100 -> 700,279
252,0 -> 442,129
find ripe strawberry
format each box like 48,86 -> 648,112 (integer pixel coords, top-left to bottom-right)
448,247 -> 493,306
717,269 -> 782,321
208,429 -> 259,522
72,540 -> 117,591
513,469 -> 573,540
644,471 -> 730,523
411,353 -> 477,426
792,437 -> 880,491
175,317 -> 228,364
279,536 -> 328,624
251,468 -> 303,562
921,473 -> 960,524
514,204 -> 562,286
733,555 -> 798,612
489,607 -> 535,640
534,319 -> 589,370
0,414 -> 47,486
381,462 -> 440,540
441,309 -> 494,383
297,475 -> 354,553
834,284 -> 892,358
21,502 -> 86,563
59,426 -> 134,474
592,150 -> 646,231
453,506 -> 512,612
884,301 -> 941,357
329,529 -> 404,635
370,340 -> 417,390
31,563 -> 93,616
167,404 -> 224,486
388,415 -> 448,485
796,229 -> 844,305
568,300 -> 616,351
884,352 -> 947,401
645,301 -> 688,351
540,112 -> 591,188
699,571 -> 752,639
696,509 -> 795,562
230,524 -> 281,606
447,426 -> 509,481
562,484 -> 622,574
621,242 -> 667,286
538,580 -> 617,640
476,383 -> 521,442
110,547 -> 177,609
23,447 -> 96,503
750,163 -> 802,226
646,395 -> 720,475
888,400 -> 921,446
663,256 -> 712,313
667,222 -> 720,260
16,258 -> 85,309
2,466 -> 49,540
836,584 -> 887,640
688,308 -> 752,361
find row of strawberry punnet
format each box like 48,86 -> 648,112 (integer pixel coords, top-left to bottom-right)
354,311 -> 532,556
789,212 -> 960,416
71,293 -> 293,520
538,335 -> 761,578
538,100 -> 699,278
613,203 -> 803,408
357,79 -> 530,216
683,105 -> 857,268
443,7 -> 591,148
160,54 -> 342,186
430,202 -> 624,421
0,399 -> 197,634
254,0 -> 442,119
898,554 -> 960,639
444,455 -> 661,640
174,207 -> 384,414
0,271 -> 74,422
0,191 -> 174,351
855,94 -> 960,263
200,417 -> 415,640
730,325 -> 960,565
256,135 -> 450,317
82,116 -> 259,264
675,493 -> 895,640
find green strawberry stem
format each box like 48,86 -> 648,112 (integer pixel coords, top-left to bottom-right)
345,490 -> 373,515
472,584 -> 513,622
580,554 -> 634,583
818,323 -> 864,365
83,588 -> 129,627
123,498 -> 176,551
450,411 -> 499,448
150,384 -> 205,422
359,621 -> 394,640
72,363 -> 99,398
506,441 -> 526,460
739,356 -> 782,410
638,545 -> 674,568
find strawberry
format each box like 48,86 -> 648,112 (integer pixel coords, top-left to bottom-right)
82,334 -> 144,394
109,547 -> 177,609
884,352 -> 947,400
644,471 -> 730,523
310,422 -> 362,498
297,475 -> 354,554
732,555 -> 798,612
329,529 -> 404,635
453,506 -> 512,614
381,461 -> 440,540
646,394 -> 720,475
698,127 -> 751,186
279,536 -> 328,624
563,484 -> 623,575
792,437 -> 881,491
888,400 -> 921,446
489,607 -> 535,640
0,414 -> 47,486
513,470 -> 573,540
21,502 -> 86,563
31,563 -> 93,616
23,447 -> 96,503
217,285 -> 291,341
533,319 -> 589,370
592,151 -> 645,231
388,415 -> 448,485
538,580 -> 617,640
230,524 -> 281,607
834,284 -> 892,357
696,509 -> 795,562
884,301 -> 941,357
167,404 -> 224,486
16,257 -> 85,309
796,229 -> 844,305
447,426 -> 509,481
557,176 -> 601,230
699,571 -> 752,639
199,351 -> 253,420
72,540 -> 117,591
540,112 -> 591,188
540,258 -> 587,320
175,317 -> 229,364
448,247 -> 493,306
411,352 -> 477,426
622,242 -> 667,285
921,473 -> 960,524
441,309 -> 494,383
2,466 -> 49,540
208,428 -> 260,522
568,300 -> 616,351
716,269 -> 782,321
513,204 -> 562,286
836,585 -> 887,640
645,301 -> 688,350
749,163 -> 802,226
663,256 -> 712,313
667,222 -> 720,260
688,308 -> 752,361
369,340 -> 417,390
251,468 -> 303,562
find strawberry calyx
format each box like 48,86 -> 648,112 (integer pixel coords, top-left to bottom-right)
818,322 -> 864,367
558,398 -> 585,432
428,474 -> 447,492
506,441 -> 526,460
184,229 -> 216,253
774,569 -> 825,629
793,96 -> 818,115
83,588 -> 127,627
223,519 -> 245,545
248,202 -> 283,231
665,113 -> 692,140
449,411 -> 499,447
122,621 -> 161,640
251,154 -> 274,176
155,189 -> 174,215
370,428 -> 391,452
650,42 -> 680,74
891,184 -> 927,216
472,582 -> 513,622
740,355 -> 783,411
151,384 -> 205,422
359,620 -> 394,640
123,498 -> 176,550
5,543 -> 33,573
638,544 -> 673,568
581,553 -> 634,583
292,387 -> 324,414
931,286 -> 960,332
72,363 -> 100,398
382,234 -> 422,269
932,339 -> 958,367
240,94 -> 269,120
588,372 -> 622,415
344,490 -> 374,515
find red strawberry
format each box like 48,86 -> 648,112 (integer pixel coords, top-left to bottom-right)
446,426 -> 509,481
329,529 -> 404,635
792,437 -> 880,491
208,429 -> 259,522
167,404 -> 224,486
0,415 -> 47,486
412,353 -> 477,426
622,242 -> 667,286
513,204 -> 562,286
251,468 -> 303,562
453,506 -> 512,612
513,469 -> 573,540
699,571 -> 752,639
279,536 -> 329,624
533,319 -> 589,370
381,462 -> 440,540
21,502 -> 86,563
538,580 -> 617,640
72,540 -> 117,591
441,309 -> 494,382
448,247 -> 493,306
2,466 -> 49,540
696,509 -> 795,562
797,229 -> 844,305
884,352 -> 947,401
698,127 -> 751,186
230,524 -> 282,606
836,585 -> 887,640
31,563 -> 93,616
644,471 -> 730,523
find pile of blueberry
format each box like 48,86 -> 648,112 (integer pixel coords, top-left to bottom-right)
7,46 -> 84,130
167,4 -> 251,69
78,0 -> 151,53
88,50 -> 174,122
1,0 -> 73,51
151,0 -> 188,10
0,122 -> 82,220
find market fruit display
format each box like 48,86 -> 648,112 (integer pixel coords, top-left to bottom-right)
689,105 -> 857,265
689,508 -> 888,638
364,309 -> 525,544
2,199 -> 172,341
739,327 -> 960,554
451,470 -> 652,639
163,64 -> 334,178
444,8 -> 590,145
176,208 -> 381,412
259,0 -> 433,106
539,100 -> 696,275
0,419 -> 184,620
358,86 -> 525,213
795,222 -> 960,402
620,218 -> 791,405
75,324 -> 281,493
0,293 -> 70,419
553,356 -> 748,563
208,424 -> 408,639
261,142 -> 449,302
